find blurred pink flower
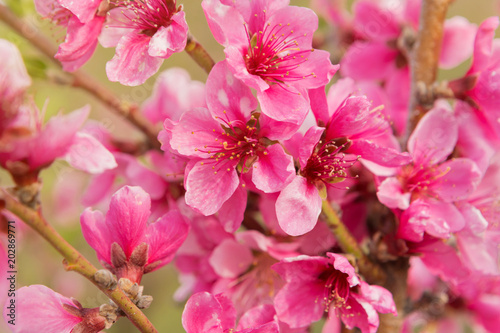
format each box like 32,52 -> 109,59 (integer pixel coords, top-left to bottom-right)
0,104 -> 116,185
80,185 -> 190,283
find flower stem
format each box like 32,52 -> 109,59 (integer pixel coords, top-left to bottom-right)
0,189 -> 158,333
185,33 -> 215,74
406,0 -> 451,137
321,200 -> 385,283
0,4 -> 160,150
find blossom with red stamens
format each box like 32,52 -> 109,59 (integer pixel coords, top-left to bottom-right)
273,253 -> 396,333
101,0 -> 188,85
203,0 -> 338,125
166,61 -> 295,230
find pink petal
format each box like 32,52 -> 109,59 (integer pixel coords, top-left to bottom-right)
407,106 -> 458,166
29,105 -> 90,169
218,184 -> 248,232
341,41 -> 398,81
80,208 -> 112,265
148,11 -> 188,58
182,292 -> 235,333
376,177 -> 411,210
202,0 -> 247,46
59,0 -> 101,23
440,17 -> 477,69
353,0 -> 401,40
274,279 -> 326,328
357,281 -> 397,315
144,210 -> 190,270
142,68 -> 205,124
340,296 -> 379,333
276,176 -> 321,236
106,186 -> 151,257
106,32 -> 163,86
258,114 -> 301,141
298,126 -> 324,169
350,140 -> 411,167
81,172 -> 115,206
470,16 -> 500,73
206,61 -> 257,123
64,132 -> 117,173
56,15 -> 104,72
185,160 -> 239,216
327,253 -> 360,286
98,8 -> 130,48
398,199 -> 430,242
170,108 -> 221,158
252,144 -> 295,193
425,199 -> 465,238
431,158 -> 482,202
0,39 -> 31,103
8,285 -> 81,333
309,86 -> 330,124
258,85 -> 309,125
209,239 -> 254,278
237,304 -> 276,330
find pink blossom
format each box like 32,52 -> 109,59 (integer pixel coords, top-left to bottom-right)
34,0 -> 106,71
273,253 -> 396,332
276,91 -> 410,236
168,61 -> 294,228
80,185 -> 189,283
182,292 -> 279,333
202,0 -> 338,125
101,0 -> 188,85
377,105 -> 482,241
3,285 -> 106,333
0,104 -> 116,185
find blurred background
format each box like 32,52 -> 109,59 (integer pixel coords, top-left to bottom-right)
0,0 -> 499,332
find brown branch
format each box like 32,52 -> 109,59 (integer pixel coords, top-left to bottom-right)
406,0 -> 451,137
0,4 -> 160,150
0,188 -> 158,333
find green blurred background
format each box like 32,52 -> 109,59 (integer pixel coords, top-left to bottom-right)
0,0 -> 498,332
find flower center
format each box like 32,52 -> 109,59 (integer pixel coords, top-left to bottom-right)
322,269 -> 351,311
244,23 -> 316,88
114,0 -> 177,35
196,115 -> 264,175
302,139 -> 358,185
399,163 -> 450,198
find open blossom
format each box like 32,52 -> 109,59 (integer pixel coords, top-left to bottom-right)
276,91 -> 410,236
377,104 -> 482,241
167,61 -> 295,230
4,285 -> 106,333
273,253 -> 396,333
203,0 -> 338,125
0,104 -> 117,185
182,292 -> 279,333
101,0 -> 188,85
80,185 -> 190,283
34,0 -> 106,71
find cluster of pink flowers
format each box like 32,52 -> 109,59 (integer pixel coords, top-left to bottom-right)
1,0 -> 500,332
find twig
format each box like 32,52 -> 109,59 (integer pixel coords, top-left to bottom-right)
406,0 -> 451,138
321,200 -> 385,283
0,4 -> 160,150
0,188 -> 158,333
